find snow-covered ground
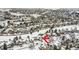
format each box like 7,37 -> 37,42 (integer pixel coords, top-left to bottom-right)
0,28 -> 49,50
0,25 -> 79,50
0,28 -> 49,41
53,25 -> 78,31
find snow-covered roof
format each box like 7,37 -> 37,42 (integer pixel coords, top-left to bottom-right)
11,12 -> 25,16
4,28 -> 14,33
30,14 -> 41,18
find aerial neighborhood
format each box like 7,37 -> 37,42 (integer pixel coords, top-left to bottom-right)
0,8 -> 79,50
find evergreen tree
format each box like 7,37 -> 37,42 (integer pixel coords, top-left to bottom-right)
0,25 -> 3,29
53,45 -> 58,50
3,43 -> 7,50
65,45 -> 69,50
